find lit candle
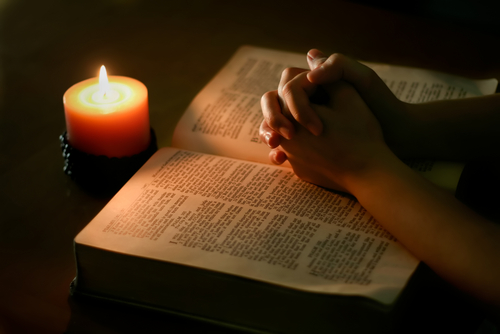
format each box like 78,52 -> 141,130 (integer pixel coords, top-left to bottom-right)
63,66 -> 150,158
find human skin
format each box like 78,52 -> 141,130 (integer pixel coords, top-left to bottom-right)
261,50 -> 500,163
259,51 -> 500,313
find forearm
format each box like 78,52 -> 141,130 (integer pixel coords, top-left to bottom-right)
344,147 -> 500,305
398,94 -> 500,160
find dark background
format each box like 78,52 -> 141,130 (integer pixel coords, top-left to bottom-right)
0,0 -> 499,332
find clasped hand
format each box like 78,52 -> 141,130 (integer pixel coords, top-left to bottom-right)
259,50 -> 407,193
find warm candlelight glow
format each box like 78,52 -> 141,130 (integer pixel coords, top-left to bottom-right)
99,65 -> 110,97
87,66 -> 120,105
63,68 -> 150,157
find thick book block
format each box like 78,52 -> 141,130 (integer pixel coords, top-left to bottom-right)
72,46 -> 497,334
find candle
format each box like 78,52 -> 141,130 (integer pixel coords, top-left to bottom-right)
63,66 -> 150,158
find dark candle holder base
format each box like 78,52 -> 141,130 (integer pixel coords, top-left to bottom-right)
60,128 -> 158,195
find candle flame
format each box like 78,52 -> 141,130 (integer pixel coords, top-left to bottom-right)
99,65 -> 110,97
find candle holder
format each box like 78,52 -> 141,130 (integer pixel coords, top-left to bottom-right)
60,128 -> 158,195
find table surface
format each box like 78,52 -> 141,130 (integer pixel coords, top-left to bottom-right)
1,1 -> 499,333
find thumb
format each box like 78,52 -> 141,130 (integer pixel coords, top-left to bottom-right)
307,49 -> 328,70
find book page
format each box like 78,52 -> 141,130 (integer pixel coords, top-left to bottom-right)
76,147 -> 419,304
365,62 -> 498,102
172,46 -> 305,165
171,46 -> 497,189
171,46 -> 497,158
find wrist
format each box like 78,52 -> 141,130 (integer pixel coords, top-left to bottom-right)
340,145 -> 408,196
379,102 -> 424,159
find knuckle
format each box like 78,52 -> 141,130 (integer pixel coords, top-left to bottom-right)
328,53 -> 344,65
261,91 -> 274,104
281,67 -> 295,78
261,91 -> 277,114
281,81 -> 293,98
281,67 -> 300,77
281,67 -> 305,82
267,113 -> 281,130
258,118 -> 266,132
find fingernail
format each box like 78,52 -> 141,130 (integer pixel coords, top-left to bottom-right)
264,133 -> 272,147
270,151 -> 279,165
280,126 -> 292,140
271,150 -> 287,165
275,151 -> 287,165
307,49 -> 325,60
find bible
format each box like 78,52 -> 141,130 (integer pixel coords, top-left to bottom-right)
71,46 -> 498,333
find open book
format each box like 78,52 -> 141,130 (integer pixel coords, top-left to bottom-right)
73,46 -> 497,332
